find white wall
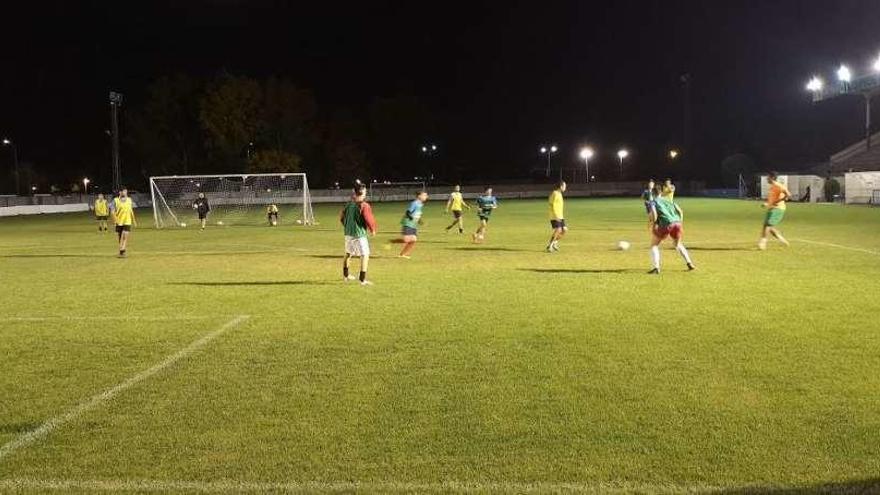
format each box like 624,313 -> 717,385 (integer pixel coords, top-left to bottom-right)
0,203 -> 90,217
759,175 -> 825,202
844,171 -> 880,204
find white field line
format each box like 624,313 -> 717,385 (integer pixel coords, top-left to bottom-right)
793,238 -> 880,256
0,315 -> 250,463
0,478 -> 721,494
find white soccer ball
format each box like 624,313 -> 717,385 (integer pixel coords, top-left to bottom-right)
217,221 -> 224,226
180,223 -> 187,228
617,241 -> 631,251
296,219 -> 303,225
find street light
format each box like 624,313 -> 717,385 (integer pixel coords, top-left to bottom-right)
806,76 -> 824,92
82,178 -> 90,196
2,138 -> 20,195
579,147 -> 594,183
669,149 -> 679,160
540,145 -> 558,178
837,64 -> 852,83
874,55 -> 880,73
617,149 -> 629,180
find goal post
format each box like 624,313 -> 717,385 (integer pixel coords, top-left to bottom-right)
149,173 -> 315,228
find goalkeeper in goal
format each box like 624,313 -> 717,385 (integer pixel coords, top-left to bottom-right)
340,182 -> 377,286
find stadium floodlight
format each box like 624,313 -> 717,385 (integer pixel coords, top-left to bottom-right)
82,177 -> 90,195
579,147 -> 594,183
806,76 -> 824,92
421,146 -> 427,152
2,138 -> 10,145
874,55 -> 880,73
540,146 -> 548,153
837,64 -> 852,83
550,145 -> 558,153
669,149 -> 679,159
540,145 -> 558,177
617,149 -> 629,159
431,144 -> 437,151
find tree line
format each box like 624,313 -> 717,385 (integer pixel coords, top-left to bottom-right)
126,73 -> 437,188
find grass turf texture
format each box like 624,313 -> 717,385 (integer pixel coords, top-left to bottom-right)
0,198 -> 878,494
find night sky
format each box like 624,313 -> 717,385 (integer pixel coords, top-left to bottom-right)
2,0 -> 879,187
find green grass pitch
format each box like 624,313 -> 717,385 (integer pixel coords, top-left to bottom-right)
0,198 -> 878,494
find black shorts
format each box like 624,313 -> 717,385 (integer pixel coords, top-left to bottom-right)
96,215 -> 109,221
452,210 -> 462,219
268,212 -> 278,218
115,225 -> 131,233
402,226 -> 418,237
550,219 -> 566,230
198,213 -> 208,220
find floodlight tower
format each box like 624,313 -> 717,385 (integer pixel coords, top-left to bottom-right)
109,91 -> 124,191
540,145 -> 558,178
2,138 -> 19,195
617,149 -> 629,179
807,59 -> 880,150
579,147 -> 594,183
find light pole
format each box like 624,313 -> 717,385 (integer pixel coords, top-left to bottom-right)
617,149 -> 629,180
540,145 -> 558,178
83,178 -> 90,196
579,147 -> 594,183
2,138 -> 19,195
420,143 -> 438,181
109,91 -> 124,191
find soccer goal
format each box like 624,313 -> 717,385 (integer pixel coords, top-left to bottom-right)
367,181 -> 426,202
149,173 -> 315,228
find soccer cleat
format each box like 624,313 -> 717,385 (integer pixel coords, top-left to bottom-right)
647,268 -> 660,275
360,280 -> 374,286
687,263 -> 696,271
778,237 -> 790,247
343,275 -> 357,281
758,239 -> 767,250
398,254 -> 411,259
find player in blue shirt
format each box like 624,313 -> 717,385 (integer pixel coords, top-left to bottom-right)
472,187 -> 498,243
399,190 -> 428,258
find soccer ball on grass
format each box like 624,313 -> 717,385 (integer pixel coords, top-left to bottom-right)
617,240 -> 631,251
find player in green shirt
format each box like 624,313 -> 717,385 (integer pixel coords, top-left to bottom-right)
647,195 -> 695,274
340,182 -> 377,285
472,187 -> 498,243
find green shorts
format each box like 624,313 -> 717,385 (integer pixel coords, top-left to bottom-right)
764,208 -> 785,227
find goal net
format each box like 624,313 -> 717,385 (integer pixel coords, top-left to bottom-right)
844,171 -> 880,205
367,181 -> 426,202
149,173 -> 315,228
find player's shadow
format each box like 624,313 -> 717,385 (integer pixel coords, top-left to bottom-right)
304,255 -> 342,259
449,247 -> 532,252
0,422 -> 40,434
518,268 -> 641,274
0,253 -> 107,258
170,281 -> 333,287
686,246 -> 752,251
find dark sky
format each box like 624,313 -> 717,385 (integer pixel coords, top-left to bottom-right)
1,0 -> 879,186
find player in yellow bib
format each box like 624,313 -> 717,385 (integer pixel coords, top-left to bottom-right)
759,172 -> 790,250
112,188 -> 136,257
546,181 -> 567,252
444,185 -> 471,234
93,193 -> 110,233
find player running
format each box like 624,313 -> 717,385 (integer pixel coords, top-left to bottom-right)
112,188 -> 136,258
647,195 -> 695,274
472,187 -> 498,243
759,172 -> 791,250
399,190 -> 428,259
192,192 -> 210,230
444,185 -> 471,234
546,181 -> 567,252
340,183 -> 377,285
267,203 -> 279,226
94,193 -> 110,233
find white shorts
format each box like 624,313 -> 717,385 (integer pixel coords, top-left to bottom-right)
344,236 -> 370,257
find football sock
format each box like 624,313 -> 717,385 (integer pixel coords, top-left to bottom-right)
650,246 -> 661,269
343,265 -> 349,278
676,244 -> 693,265
359,271 -> 366,282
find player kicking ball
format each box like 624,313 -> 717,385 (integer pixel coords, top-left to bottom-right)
340,183 -> 377,285
444,185 -> 471,234
192,192 -> 210,230
399,190 -> 428,259
94,193 -> 110,233
647,194 -> 695,274
112,187 -> 136,258
759,172 -> 791,250
472,187 -> 498,243
546,181 -> 567,252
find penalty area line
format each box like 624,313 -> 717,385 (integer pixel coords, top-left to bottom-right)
0,478 -> 722,494
792,238 -> 880,256
0,315 -> 250,463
